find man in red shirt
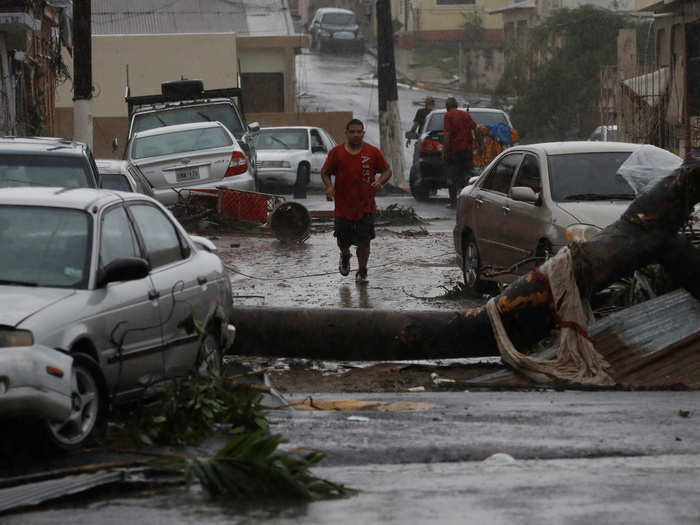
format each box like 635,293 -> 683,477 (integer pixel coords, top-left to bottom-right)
322,119 -> 392,284
442,97 -> 476,208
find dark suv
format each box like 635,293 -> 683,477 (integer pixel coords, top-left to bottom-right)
308,8 -> 364,53
0,137 -> 100,188
407,108 -> 513,201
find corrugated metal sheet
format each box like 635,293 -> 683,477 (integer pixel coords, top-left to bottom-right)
0,471 -> 123,514
92,0 -> 294,36
467,289 -> 700,388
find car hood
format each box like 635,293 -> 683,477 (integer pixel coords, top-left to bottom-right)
0,286 -> 76,327
257,150 -> 307,161
555,200 -> 631,228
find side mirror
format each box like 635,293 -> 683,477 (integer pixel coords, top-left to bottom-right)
468,175 -> 479,185
111,137 -> 119,153
311,145 -> 327,153
190,235 -> 216,252
98,257 -> 150,287
405,130 -> 419,140
247,122 -> 261,135
511,186 -> 539,203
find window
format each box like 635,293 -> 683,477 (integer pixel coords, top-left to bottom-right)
547,152 -> 635,202
129,204 -> 186,268
310,129 -> 324,149
481,153 -> 522,194
512,154 -> 541,194
0,155 -> 92,188
100,173 -> 132,192
101,206 -> 141,267
131,126 -> 232,160
255,129 -> 310,150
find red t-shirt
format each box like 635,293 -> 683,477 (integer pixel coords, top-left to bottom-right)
444,109 -> 476,156
322,142 -> 390,220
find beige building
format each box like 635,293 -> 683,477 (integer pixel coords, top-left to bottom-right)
55,0 -> 310,157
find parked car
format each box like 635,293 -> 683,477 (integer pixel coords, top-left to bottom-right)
407,107 -> 514,201
589,124 -> 619,141
0,136 -> 100,188
97,159 -> 155,197
453,141 -> 649,293
126,121 -> 256,205
308,7 -> 364,53
254,126 -> 336,192
126,79 -> 260,178
0,187 -> 235,449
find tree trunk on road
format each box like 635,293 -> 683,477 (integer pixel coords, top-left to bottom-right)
230,159 -> 700,360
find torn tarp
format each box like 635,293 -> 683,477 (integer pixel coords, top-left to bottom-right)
617,145 -> 682,195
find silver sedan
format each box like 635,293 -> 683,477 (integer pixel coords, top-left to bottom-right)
0,187 -> 234,449
126,121 -> 256,205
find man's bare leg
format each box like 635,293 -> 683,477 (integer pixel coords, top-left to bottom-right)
356,245 -> 370,271
338,241 -> 352,276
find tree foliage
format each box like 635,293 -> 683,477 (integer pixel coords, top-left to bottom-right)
495,6 -> 628,141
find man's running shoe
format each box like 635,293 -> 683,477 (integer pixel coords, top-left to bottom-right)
339,253 -> 351,276
355,268 -> 368,284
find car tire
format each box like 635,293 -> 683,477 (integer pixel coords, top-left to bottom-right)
45,353 -> 108,451
409,168 -> 431,201
198,330 -> 223,378
462,232 -> 484,296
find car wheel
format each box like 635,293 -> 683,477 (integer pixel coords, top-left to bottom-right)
409,168 -> 430,201
45,353 -> 107,450
462,232 -> 483,295
198,331 -> 223,378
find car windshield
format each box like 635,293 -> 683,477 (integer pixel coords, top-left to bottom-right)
547,152 -> 636,202
322,12 -> 355,25
0,206 -> 91,289
425,110 -> 509,132
131,104 -> 245,138
100,173 -> 132,192
131,126 -> 233,159
0,155 -> 92,188
255,129 -> 309,150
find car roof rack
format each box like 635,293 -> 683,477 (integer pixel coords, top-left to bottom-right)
125,83 -> 243,118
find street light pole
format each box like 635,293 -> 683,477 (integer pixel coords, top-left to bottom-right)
376,0 -> 405,188
73,0 -> 93,149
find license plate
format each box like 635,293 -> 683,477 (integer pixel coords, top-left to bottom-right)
176,167 -> 199,182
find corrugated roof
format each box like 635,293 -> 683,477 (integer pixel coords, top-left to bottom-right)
92,0 -> 295,37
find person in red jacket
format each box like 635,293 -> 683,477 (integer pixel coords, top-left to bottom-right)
321,119 -> 392,284
442,97 -> 476,208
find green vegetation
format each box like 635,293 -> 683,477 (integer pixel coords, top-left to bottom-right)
378,203 -> 425,225
495,6 -> 650,141
414,43 -> 459,79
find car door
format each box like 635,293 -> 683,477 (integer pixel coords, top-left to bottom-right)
500,153 -> 547,268
96,204 -> 164,399
309,128 -> 328,186
128,202 -> 216,378
471,152 -> 523,267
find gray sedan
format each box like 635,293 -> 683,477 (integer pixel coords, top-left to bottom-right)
454,141 -> 653,293
0,187 -> 234,449
126,121 -> 256,205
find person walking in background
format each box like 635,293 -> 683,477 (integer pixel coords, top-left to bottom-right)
322,119 -> 392,284
409,96 -> 436,137
442,97 -> 476,208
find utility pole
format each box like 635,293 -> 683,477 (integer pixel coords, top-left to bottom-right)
376,0 -> 405,188
73,0 -> 93,149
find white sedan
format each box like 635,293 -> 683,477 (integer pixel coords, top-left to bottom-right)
0,187 -> 234,449
254,126 -> 336,192
126,121 -> 256,205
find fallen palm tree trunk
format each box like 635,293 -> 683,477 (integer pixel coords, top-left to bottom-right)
230,158 -> 700,360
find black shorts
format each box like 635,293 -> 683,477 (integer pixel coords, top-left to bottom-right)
447,150 -> 474,184
334,213 -> 375,248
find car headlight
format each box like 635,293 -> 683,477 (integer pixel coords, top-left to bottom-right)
259,160 -> 292,169
0,329 -> 34,347
566,224 -> 602,243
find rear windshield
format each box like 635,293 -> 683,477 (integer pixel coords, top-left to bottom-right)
322,12 -> 355,25
255,129 -> 309,150
0,205 -> 91,289
0,154 -> 93,188
425,110 -> 509,132
547,152 -> 636,202
131,104 -> 245,138
131,126 -> 233,160
100,173 -> 133,192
